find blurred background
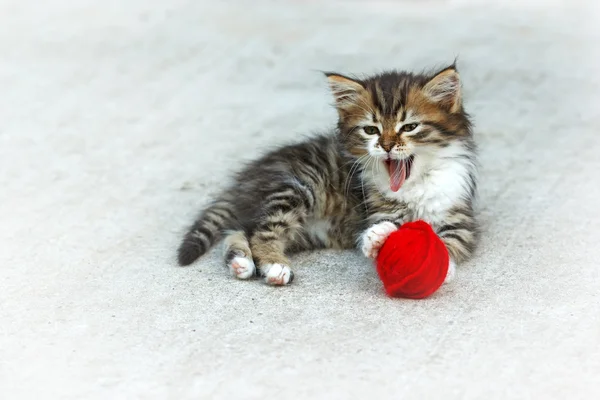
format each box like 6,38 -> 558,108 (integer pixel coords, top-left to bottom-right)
1,1 -> 599,399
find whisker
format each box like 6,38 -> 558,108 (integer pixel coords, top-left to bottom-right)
370,157 -> 378,193
343,154 -> 369,202
361,157 -> 373,215
348,100 -> 374,118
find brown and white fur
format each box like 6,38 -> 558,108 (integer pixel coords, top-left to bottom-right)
177,65 -> 478,286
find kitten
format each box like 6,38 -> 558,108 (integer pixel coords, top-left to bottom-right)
177,64 -> 478,285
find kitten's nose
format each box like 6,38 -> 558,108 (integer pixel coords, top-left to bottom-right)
379,139 -> 394,153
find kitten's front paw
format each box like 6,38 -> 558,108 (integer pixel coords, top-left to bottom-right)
443,259 -> 456,284
361,221 -> 397,259
262,263 -> 294,286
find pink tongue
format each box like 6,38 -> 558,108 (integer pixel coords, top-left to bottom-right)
388,159 -> 406,192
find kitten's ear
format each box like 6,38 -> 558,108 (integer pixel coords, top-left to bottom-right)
423,66 -> 462,112
325,72 -> 366,109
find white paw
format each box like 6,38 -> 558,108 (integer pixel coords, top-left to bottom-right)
229,256 -> 255,280
263,263 -> 294,286
361,221 -> 397,259
443,259 -> 456,284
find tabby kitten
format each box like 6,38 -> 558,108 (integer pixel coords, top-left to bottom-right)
177,64 -> 478,285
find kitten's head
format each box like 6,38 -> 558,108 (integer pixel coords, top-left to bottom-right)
326,65 -> 472,192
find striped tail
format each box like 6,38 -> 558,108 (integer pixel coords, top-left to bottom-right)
177,199 -> 237,266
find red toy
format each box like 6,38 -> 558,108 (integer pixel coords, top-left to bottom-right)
376,220 -> 449,299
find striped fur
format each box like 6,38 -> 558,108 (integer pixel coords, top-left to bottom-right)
177,198 -> 237,266
177,134 -> 367,281
177,64 -> 479,284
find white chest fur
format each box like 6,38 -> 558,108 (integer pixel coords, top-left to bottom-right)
369,144 -> 475,226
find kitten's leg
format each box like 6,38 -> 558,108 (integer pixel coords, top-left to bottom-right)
359,221 -> 398,260
437,205 -> 478,284
223,230 -> 255,280
250,209 -> 305,286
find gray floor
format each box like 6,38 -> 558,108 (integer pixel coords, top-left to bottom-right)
1,1 -> 599,399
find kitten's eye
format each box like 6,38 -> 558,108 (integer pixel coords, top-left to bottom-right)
402,123 -> 419,132
363,126 -> 380,135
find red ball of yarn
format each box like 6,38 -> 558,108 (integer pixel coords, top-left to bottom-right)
376,220 -> 449,299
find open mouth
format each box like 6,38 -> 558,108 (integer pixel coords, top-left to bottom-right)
384,155 -> 414,192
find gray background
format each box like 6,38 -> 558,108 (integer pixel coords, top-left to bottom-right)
1,0 -> 599,399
